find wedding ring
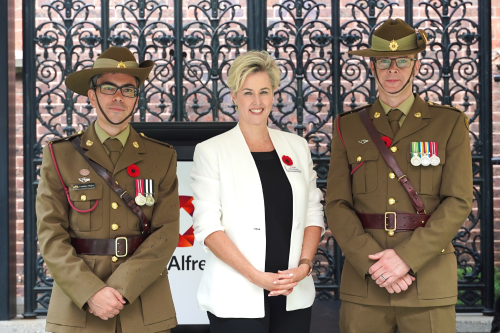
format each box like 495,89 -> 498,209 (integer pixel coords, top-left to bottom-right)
381,274 -> 387,281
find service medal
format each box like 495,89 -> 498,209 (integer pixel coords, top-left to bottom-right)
145,179 -> 155,206
410,142 -> 421,166
135,179 -> 146,206
429,142 -> 440,166
420,142 -> 431,166
411,154 -> 421,166
421,154 -> 431,166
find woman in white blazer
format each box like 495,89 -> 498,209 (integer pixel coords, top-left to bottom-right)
190,51 -> 324,333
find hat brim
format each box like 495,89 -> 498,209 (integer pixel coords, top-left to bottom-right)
65,60 -> 154,96
347,40 -> 427,57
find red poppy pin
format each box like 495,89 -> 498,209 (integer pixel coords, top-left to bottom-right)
282,155 -> 293,166
381,136 -> 392,148
127,164 -> 141,177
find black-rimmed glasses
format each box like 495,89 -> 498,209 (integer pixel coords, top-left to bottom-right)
95,83 -> 138,98
371,57 -> 417,70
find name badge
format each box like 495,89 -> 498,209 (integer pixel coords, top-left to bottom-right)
285,166 -> 301,173
73,183 -> 96,190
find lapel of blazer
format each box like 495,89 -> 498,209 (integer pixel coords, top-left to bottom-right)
113,127 -> 146,176
393,94 -> 430,145
368,100 -> 394,139
80,122 -> 115,173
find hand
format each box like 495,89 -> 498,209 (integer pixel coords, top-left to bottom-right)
368,249 -> 411,288
268,265 -> 310,297
382,274 -> 415,294
249,271 -> 298,297
87,287 -> 126,320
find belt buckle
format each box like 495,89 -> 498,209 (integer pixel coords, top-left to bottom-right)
384,212 -> 397,237
115,237 -> 128,257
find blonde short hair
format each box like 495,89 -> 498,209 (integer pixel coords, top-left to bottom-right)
227,50 -> 281,94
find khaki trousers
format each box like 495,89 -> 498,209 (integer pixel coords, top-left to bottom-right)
339,301 -> 455,333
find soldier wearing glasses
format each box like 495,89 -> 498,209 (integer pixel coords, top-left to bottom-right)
37,47 -> 179,333
326,19 -> 472,332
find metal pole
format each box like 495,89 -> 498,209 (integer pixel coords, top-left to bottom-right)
22,0 -> 37,319
0,0 -> 17,320
479,0 -> 494,316
404,0 -> 413,26
174,0 -> 183,121
101,0 -> 109,51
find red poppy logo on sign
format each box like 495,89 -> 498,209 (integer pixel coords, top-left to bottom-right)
178,196 -> 195,247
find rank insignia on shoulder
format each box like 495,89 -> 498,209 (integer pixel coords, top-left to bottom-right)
465,117 -> 469,130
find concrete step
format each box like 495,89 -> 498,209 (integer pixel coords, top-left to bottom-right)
0,314 -> 494,333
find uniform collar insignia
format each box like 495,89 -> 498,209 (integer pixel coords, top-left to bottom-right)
358,139 -> 369,144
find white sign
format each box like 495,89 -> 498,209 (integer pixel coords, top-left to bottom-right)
168,161 -> 209,325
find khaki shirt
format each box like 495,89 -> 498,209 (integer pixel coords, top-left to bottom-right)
379,93 -> 415,127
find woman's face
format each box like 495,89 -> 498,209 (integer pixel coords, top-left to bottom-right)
231,71 -> 274,128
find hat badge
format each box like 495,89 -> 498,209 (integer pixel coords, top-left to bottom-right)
389,39 -> 398,51
117,61 -> 127,68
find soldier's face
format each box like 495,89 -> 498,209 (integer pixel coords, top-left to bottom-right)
231,71 -> 274,128
88,73 -> 138,125
370,54 -> 421,95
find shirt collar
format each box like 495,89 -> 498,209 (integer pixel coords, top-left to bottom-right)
94,121 -> 130,147
379,93 -> 415,117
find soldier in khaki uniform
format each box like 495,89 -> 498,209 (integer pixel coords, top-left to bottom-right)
37,47 -> 179,333
326,19 -> 472,332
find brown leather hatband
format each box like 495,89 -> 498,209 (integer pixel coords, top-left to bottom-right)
357,212 -> 431,232
71,234 -> 149,256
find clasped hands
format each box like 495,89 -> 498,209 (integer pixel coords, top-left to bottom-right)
87,286 -> 126,320
251,264 -> 310,297
368,249 -> 414,294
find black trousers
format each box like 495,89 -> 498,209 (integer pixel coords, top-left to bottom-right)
208,299 -> 312,333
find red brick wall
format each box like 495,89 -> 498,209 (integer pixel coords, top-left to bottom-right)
13,0 -> 499,298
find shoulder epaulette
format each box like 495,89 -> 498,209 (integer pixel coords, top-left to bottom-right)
49,131 -> 83,144
427,102 -> 463,113
139,132 -> 173,149
338,104 -> 372,117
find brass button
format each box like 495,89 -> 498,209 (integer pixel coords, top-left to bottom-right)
357,156 -> 362,162
414,112 -> 421,118
428,102 -> 434,106
77,131 -> 83,134
390,146 -> 398,153
388,231 -> 395,237
133,142 -> 139,148
441,249 -> 445,253
389,172 -> 395,179
374,112 -> 381,118
140,133 -> 145,137
112,256 -> 118,263
86,140 -> 93,146
388,198 -> 396,205
111,224 -> 119,231
80,195 -> 87,201
111,202 -> 119,210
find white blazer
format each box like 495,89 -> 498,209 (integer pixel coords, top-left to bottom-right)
190,123 -> 324,318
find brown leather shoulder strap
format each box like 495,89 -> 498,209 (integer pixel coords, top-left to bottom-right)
69,137 -> 150,234
358,108 -> 426,215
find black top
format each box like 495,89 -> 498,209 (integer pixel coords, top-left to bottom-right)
251,150 -> 293,304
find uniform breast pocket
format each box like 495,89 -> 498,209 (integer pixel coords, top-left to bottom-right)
68,185 -> 103,231
126,185 -> 159,231
406,147 -> 446,195
347,148 -> 379,194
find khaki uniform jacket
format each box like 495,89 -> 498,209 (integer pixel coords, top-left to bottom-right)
36,122 -> 180,332
326,94 -> 472,307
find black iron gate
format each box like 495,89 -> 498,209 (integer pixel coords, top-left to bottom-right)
22,0 -> 494,316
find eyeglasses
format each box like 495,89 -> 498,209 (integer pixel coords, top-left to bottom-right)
372,57 -> 416,70
95,83 -> 138,98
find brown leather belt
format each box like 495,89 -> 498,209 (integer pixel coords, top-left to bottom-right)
71,234 -> 149,256
357,212 -> 431,233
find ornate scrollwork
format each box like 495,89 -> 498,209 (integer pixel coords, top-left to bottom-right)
182,0 -> 248,121
267,0 -> 334,159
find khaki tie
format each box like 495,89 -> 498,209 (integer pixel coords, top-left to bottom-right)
388,109 -> 404,136
103,138 -> 122,166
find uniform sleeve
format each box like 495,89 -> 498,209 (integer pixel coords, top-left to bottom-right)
393,112 -> 473,273
190,143 -> 224,251
325,116 -> 384,278
106,149 -> 180,304
303,138 -> 325,233
37,144 -> 107,310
